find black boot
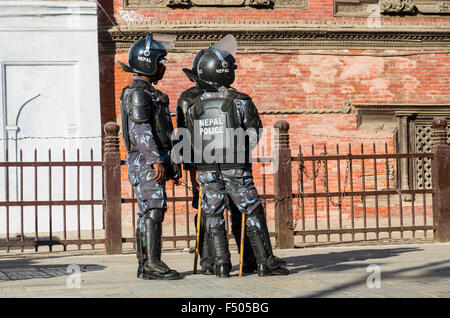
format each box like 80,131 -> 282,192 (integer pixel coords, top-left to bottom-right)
194,213 -> 214,275
199,237 -> 214,275
216,263 -> 231,278
246,205 -> 289,277
136,217 -> 145,279
200,267 -> 214,275
207,224 -> 231,278
141,210 -> 183,280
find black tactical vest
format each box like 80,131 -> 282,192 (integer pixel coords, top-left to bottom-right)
120,80 -> 174,153
187,92 -> 251,170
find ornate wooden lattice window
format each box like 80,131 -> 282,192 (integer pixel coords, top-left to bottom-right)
413,123 -> 433,189
412,121 -> 450,189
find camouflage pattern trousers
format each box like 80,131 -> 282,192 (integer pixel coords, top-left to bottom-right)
127,168 -> 167,216
198,168 -> 262,229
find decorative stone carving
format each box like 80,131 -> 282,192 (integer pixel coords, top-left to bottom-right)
273,0 -> 307,8
379,0 -> 414,12
439,2 -> 450,11
334,0 -> 450,17
125,0 -> 167,8
99,20 -> 450,52
191,0 -> 245,6
248,0 -> 272,6
124,0 -> 306,8
416,0 -> 449,13
167,0 -> 190,7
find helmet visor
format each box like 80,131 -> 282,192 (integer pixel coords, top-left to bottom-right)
211,34 -> 237,58
152,33 -> 177,50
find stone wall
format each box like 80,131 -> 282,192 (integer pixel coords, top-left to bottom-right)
0,1 -> 103,234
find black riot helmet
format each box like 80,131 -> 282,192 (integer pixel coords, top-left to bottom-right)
191,49 -> 206,76
196,34 -> 238,88
118,34 -> 175,81
182,49 -> 218,91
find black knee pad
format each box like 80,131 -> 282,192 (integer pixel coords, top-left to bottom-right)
144,209 -> 165,223
206,221 -> 230,266
205,215 -> 225,231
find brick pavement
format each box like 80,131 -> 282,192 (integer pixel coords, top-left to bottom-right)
0,243 -> 449,298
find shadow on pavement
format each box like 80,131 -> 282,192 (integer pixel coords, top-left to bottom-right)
0,257 -> 105,282
284,247 -> 423,274
180,247 -> 428,278
279,246 -> 450,297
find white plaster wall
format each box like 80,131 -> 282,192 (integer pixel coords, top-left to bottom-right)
0,1 -> 103,236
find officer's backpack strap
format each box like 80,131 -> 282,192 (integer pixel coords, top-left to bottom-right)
220,91 -> 237,113
130,80 -> 170,106
190,95 -> 204,119
221,91 -> 241,129
128,79 -> 150,90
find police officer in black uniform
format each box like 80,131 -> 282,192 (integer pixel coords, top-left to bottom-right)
118,34 -> 182,280
180,35 -> 289,278
176,50 -> 257,275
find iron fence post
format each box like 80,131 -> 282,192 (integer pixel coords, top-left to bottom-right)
104,122 -> 123,254
431,117 -> 450,242
273,120 -> 294,249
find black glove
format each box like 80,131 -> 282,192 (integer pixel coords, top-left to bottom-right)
164,161 -> 182,183
192,185 -> 199,210
172,162 -> 182,183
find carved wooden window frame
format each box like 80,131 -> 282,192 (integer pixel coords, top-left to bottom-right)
354,104 -> 450,193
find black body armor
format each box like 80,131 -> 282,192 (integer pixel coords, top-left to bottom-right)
120,79 -> 182,182
120,79 -> 174,153
128,89 -> 152,124
186,91 -> 251,171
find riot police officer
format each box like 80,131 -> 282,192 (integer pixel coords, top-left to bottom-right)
118,34 -> 182,280
180,35 -> 289,278
177,49 -> 257,275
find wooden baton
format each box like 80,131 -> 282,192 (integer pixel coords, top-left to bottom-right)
239,213 -> 246,277
193,187 -> 202,274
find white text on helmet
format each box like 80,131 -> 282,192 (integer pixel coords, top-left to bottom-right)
138,56 -> 152,63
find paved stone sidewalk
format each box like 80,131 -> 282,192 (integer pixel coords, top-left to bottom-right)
1,243 -> 449,298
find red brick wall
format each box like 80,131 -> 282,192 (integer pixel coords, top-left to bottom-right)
98,0 -> 450,150
105,50 -> 450,154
